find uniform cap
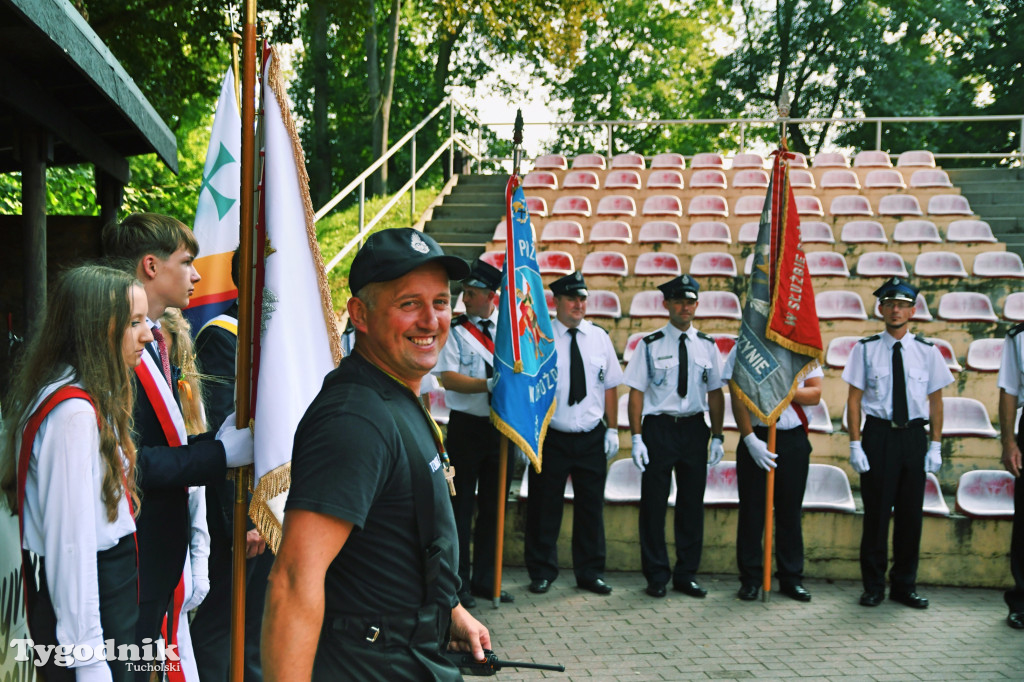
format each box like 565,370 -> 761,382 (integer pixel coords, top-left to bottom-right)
657,274 -> 700,301
550,271 -> 588,298
349,228 -> 469,294
462,258 -> 502,292
872,276 -> 918,303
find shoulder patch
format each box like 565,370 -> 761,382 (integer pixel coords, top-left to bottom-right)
1009,322 -> 1024,338
913,335 -> 934,347
591,321 -> 610,335
696,330 -> 714,343
857,334 -> 880,345
452,314 -> 469,326
643,330 -> 665,345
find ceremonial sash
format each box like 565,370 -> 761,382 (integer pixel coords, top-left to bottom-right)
198,313 -> 238,338
160,572 -> 188,682
135,350 -> 187,447
792,403 -> 810,434
454,319 -> 495,368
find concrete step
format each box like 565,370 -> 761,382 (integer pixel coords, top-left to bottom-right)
946,167 -> 1024,183
427,231 -> 492,245
423,218 -> 497,235
441,244 -> 485,261
455,173 -> 507,188
432,203 -> 505,220
958,191 -> 1024,207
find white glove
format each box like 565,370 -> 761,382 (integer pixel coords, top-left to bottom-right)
604,428 -> 620,460
486,375 -> 497,393
708,437 -> 725,467
631,434 -> 649,472
218,411 -> 254,468
925,441 -> 942,473
743,432 -> 776,470
183,575 -> 210,612
849,441 -> 870,474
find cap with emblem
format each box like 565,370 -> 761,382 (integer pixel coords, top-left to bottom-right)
550,271 -> 588,298
872,276 -> 918,303
462,258 -> 502,292
349,228 -> 469,294
657,274 -> 700,301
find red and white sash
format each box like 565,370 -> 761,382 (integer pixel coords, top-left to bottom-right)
453,318 -> 495,368
135,349 -> 187,447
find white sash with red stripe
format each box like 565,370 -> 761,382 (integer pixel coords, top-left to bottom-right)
454,318 -> 495,368
135,350 -> 187,447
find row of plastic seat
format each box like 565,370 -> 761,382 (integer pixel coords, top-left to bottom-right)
533,150 -> 938,172
826,335 -> 1004,373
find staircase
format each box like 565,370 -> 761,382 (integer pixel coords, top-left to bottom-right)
946,167 -> 1024,256
423,174 -> 506,262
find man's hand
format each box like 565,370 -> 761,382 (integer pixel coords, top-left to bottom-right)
246,529 -> 267,559
708,437 -> 725,467
849,441 -> 869,474
743,433 -> 776,470
631,434 -> 649,472
448,604 -> 491,662
924,441 -> 942,474
183,575 -> 210,612
1004,442 -> 1023,478
604,428 -> 620,460
217,411 -> 254,468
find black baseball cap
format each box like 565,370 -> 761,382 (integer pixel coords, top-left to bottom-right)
349,228 -> 469,294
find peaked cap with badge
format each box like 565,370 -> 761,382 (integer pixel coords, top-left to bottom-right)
550,271 -> 588,298
462,258 -> 502,292
657,274 -> 700,301
872,276 -> 918,304
349,227 -> 469,293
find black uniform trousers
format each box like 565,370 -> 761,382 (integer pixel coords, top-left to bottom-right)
859,416 -> 927,594
639,413 -> 710,586
1006,420 -> 1024,613
736,425 -> 811,589
445,410 -> 509,594
524,424 -> 607,583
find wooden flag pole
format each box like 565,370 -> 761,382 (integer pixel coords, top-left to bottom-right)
762,422 -> 777,602
492,437 -> 510,608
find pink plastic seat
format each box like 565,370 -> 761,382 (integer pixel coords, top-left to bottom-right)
830,195 -> 873,216
586,290 -> 623,318
622,332 -> 646,363
787,152 -> 809,168
737,222 -> 760,243
802,464 -> 856,512
804,398 -> 834,434
604,459 -> 643,503
840,220 -> 887,244
604,170 -> 642,190
540,220 -> 585,244
924,337 -> 962,372
909,169 -> 952,188
525,196 -> 548,217
427,388 -> 450,425
571,153 -> 606,169
563,170 -> 600,190
878,194 -> 923,216
688,221 -> 731,244
611,152 -> 645,169
913,251 -> 967,278
806,251 -> 851,277
589,220 -> 632,244
732,153 -> 766,169
691,152 -> 725,168
690,252 -> 737,277
581,251 -> 629,277
943,397 -> 997,437
798,221 -> 835,243
928,194 -> 973,216
733,195 -> 765,216
537,250 -> 575,276
897,150 -> 936,168
742,253 -> 754,276
813,152 -> 849,168
534,154 -> 567,170
650,153 -> 685,170
864,169 -> 906,189
544,290 -> 556,317
709,333 -> 736,368
695,291 -> 742,320
646,170 -> 684,189
733,170 -> 769,188
973,251 -> 1024,278
789,169 -> 816,188
690,169 -> 728,189
596,195 -> 637,217
634,252 -> 681,277
825,336 -> 860,368
523,171 -> 558,190
638,221 -> 682,244
816,291 -> 868,320
871,294 -> 932,322
480,251 -> 505,270
938,292 -> 997,322
966,338 -> 1004,372
923,473 -> 950,517
492,220 -> 507,242
628,290 -> 668,318
704,461 -> 739,507
853,151 -> 892,168
956,470 -> 1015,519
821,169 -> 861,189
551,195 -> 591,217
892,220 -> 941,243
855,252 -> 908,277
1004,292 -> 1024,321
947,220 -> 996,243
644,195 -> 685,217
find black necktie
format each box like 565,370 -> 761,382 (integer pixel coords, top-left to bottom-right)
677,333 -> 688,398
568,327 -> 586,405
479,320 -> 493,378
892,340 -> 908,426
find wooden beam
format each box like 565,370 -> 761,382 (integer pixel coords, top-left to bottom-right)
96,167 -> 123,227
21,130 -> 47,341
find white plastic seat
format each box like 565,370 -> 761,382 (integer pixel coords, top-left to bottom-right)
973,251 -> 1024,278
966,338 -> 1004,372
855,252 -> 908,277
840,220 -> 887,244
864,169 -> 906,189
685,195 -> 727,217
743,253 -> 753,276
816,291 -> 867,320
787,152 -> 809,168
617,394 -> 630,429
581,251 -> 629,277
646,170 -> 684,189
537,251 -> 575,276
550,195 -> 591,217
643,195 -> 684,217
709,333 -> 736,368
714,390 -> 737,431
596,194 -> 637,217
924,337 -> 962,372
690,152 -> 725,168
872,294 -> 932,322
427,388 -> 450,425
909,169 -> 952,188
611,152 -> 645,169
913,251 -> 968,278
637,221 -> 681,244
733,170 -> 769,189
563,170 -> 600,190
897,150 -> 936,168
534,154 -> 567,170
853,151 -> 892,168
737,222 -> 760,243
544,290 -> 556,317
524,171 -> 558,190
622,332 -> 646,364
804,399 -> 834,434
937,292 -> 997,322
877,194 -> 923,216
604,170 -> 642,190
943,397 -> 998,437
892,220 -> 941,243
733,195 -> 765,216
688,221 -> 731,244
795,195 -> 825,216
806,251 -> 851,277
689,252 -> 737,278
789,169 -> 816,188
813,152 -> 849,168
830,195 -> 873,216
955,470 -> 1015,519
1004,292 -> 1024,321
628,290 -> 668,318
695,291 -> 742,320
928,194 -> 973,216
923,473 -> 950,517
946,219 -> 996,243
605,459 -> 642,504
690,169 -> 728,189
586,290 -> 622,319
480,251 -> 504,270
650,152 -> 685,170
704,461 -> 739,507
732,153 -> 766,169
540,220 -> 585,244
803,464 -> 856,512
798,221 -> 834,243
821,169 -> 861,189
634,252 -> 681,277
589,220 -> 632,244
571,153 -> 605,169
825,336 -> 860,368
525,196 -> 548,217
492,220 -> 507,242
518,469 -> 574,501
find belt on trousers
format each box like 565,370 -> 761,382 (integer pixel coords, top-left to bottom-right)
646,413 -> 704,424
328,604 -> 447,647
865,415 -> 927,431
549,423 -> 603,436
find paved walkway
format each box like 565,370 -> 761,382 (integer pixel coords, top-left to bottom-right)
466,569 -> 1024,681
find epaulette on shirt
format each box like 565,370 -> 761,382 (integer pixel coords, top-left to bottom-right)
914,336 -> 934,347
1009,322 -> 1024,338
858,334 -> 881,344
696,330 -> 714,343
643,330 -> 665,345
452,314 -> 469,326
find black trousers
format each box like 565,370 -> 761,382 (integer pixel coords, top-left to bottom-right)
859,416 -> 927,594
1006,423 -> 1024,613
445,410 -> 508,594
639,414 -> 710,586
736,425 -> 811,588
524,425 -> 607,583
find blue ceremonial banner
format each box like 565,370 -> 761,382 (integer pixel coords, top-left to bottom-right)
490,178 -> 558,472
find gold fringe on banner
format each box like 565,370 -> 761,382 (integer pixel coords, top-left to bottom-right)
491,399 -> 556,474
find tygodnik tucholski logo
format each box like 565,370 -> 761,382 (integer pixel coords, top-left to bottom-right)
10,637 -> 179,670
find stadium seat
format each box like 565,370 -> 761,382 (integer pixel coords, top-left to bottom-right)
928,194 -> 973,215
853,151 -> 892,168
589,220 -> 633,244
946,219 -> 996,243
611,152 -> 645,169
821,169 -> 861,189
806,251 -> 851,277
524,171 -> 558,190
622,332 -> 646,364
571,153 -> 606,169
840,220 -> 887,244
816,291 -> 868,320
789,169 -> 816,188
955,470 -> 1015,519
690,252 -> 738,277
803,464 -> 856,512
742,253 -> 753,276
605,459 -> 642,503
877,194 -> 923,216
637,221 -> 682,244
537,251 -> 575,276
732,153 -> 766,169
650,152 -> 685,170
480,251 -> 505,270
825,336 -> 859,368
1004,292 -> 1024,321
829,195 -> 873,216
798,221 -> 835,243
581,251 -> 629,277
427,388 -> 450,425
855,252 -> 908,277
690,169 -> 728,189
544,290 -> 556,317
526,196 -> 548,216
943,397 -> 998,437
540,220 -> 585,244
923,473 -> 950,517
787,152 -> 809,168
864,169 -> 906,189
586,290 -> 623,318
813,152 -> 849,168
925,337 -> 962,372
534,154 -> 568,170
596,194 -> 637,217
492,220 -> 506,242
695,291 -> 742,320
804,399 -> 833,434
646,170 -> 685,189
913,251 -> 968,278
628,290 -> 669,318
973,251 -> 1024,278
709,333 -> 736,367
795,195 -> 825,216
644,195 -> 685,217
909,169 -> 952,188
685,195 -> 727,217
563,170 -> 600,190
635,252 -> 682,277
938,292 -> 997,322
690,152 -> 725,168
704,461 -> 739,507
604,170 -> 642,190
896,150 -> 936,168
892,220 -> 941,243
688,221 -> 732,244
733,195 -> 765,216
733,169 -> 770,188
737,221 -> 760,243
517,469 -> 574,501
966,338 -> 1004,372
551,195 -> 591,217
871,294 -> 933,322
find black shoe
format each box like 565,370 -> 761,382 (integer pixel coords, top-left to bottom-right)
471,588 -> 514,603
645,583 -> 667,598
458,591 -> 476,608
1008,612 -> 1024,629
890,590 -> 929,609
737,585 -> 759,601
577,578 -> 613,595
528,578 -> 551,594
859,591 -> 884,607
780,584 -> 812,602
673,580 -> 707,598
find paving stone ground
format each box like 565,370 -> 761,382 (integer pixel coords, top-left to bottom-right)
466,569 -> 1024,681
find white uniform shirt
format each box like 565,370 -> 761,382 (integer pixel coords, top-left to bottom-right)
623,324 -> 724,417
721,347 -> 823,430
841,331 -> 953,420
549,318 -> 624,432
434,309 -> 499,417
998,326 -> 1024,406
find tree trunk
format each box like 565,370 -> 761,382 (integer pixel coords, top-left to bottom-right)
379,0 -> 401,195
310,0 -> 330,206
365,0 -> 383,196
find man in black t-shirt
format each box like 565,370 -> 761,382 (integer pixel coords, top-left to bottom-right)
262,229 -> 490,681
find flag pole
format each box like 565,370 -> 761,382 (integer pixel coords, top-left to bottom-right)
761,422 -> 777,601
